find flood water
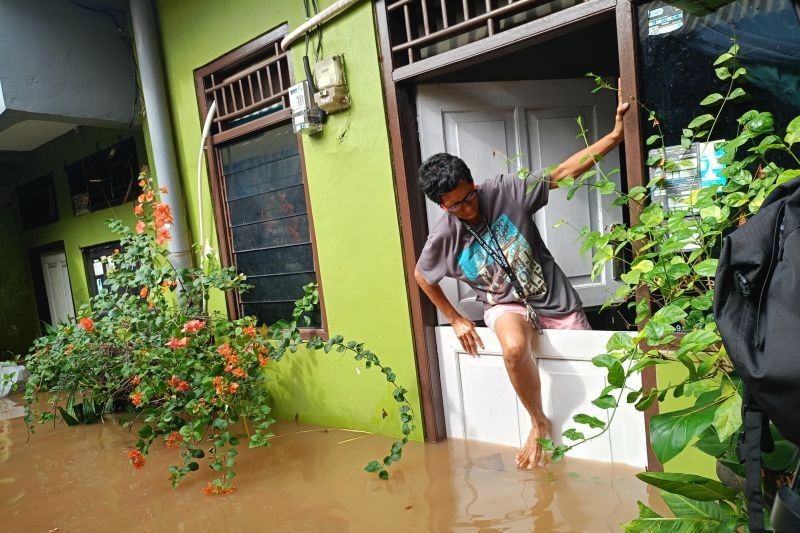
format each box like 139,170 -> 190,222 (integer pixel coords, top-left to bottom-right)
1,395 -> 665,532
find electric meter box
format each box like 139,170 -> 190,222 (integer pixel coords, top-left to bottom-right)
314,55 -> 350,113
289,81 -> 323,135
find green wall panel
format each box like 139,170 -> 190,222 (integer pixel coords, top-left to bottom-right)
156,0 -> 422,439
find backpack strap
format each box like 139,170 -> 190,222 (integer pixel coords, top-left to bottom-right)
743,407 -> 766,532
739,389 -> 772,533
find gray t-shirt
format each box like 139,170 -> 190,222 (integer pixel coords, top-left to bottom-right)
416,172 -> 582,316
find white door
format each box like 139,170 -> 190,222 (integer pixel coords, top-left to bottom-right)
40,251 -> 75,325
418,79 -> 623,323
436,328 -> 648,469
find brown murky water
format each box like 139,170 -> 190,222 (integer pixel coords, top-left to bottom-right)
0,395 -> 665,532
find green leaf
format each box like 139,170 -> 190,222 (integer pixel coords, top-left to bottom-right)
688,114 -> 715,129
606,332 -> 634,351
694,259 -> 718,277
652,304 -> 687,325
713,53 -> 733,66
785,116 -> 800,146
777,170 -> 800,185
649,391 -> 723,463
646,135 -> 661,146
660,491 -> 731,521
592,394 -> 618,409
138,425 -> 153,439
562,428 -> 585,441
711,393 -> 742,442
639,204 -> 664,227
714,67 -> 731,80
700,93 -> 724,106
364,460 -> 382,473
608,361 -> 625,387
635,471 -> 737,501
378,470 -> 389,480
573,413 -> 606,429
694,427 -> 734,458
727,87 -> 747,101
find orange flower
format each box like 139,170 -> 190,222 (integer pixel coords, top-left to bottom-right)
133,203 -> 144,216
156,227 -> 172,245
130,391 -> 143,407
139,286 -> 149,299
153,203 -> 173,228
138,179 -> 147,188
137,193 -> 146,204
242,326 -> 256,337
203,482 -> 236,496
79,317 -> 94,333
228,382 -> 239,394
131,375 -> 141,386
64,343 -> 74,354
217,344 -> 234,358
212,376 -> 225,395
135,220 -> 146,234
167,375 -> 190,393
166,337 -> 189,350
127,449 -> 145,469
160,186 -> 168,194
258,353 -> 269,367
161,279 -> 177,288
232,367 -> 246,378
164,431 -> 183,448
145,190 -> 154,202
181,320 -> 206,334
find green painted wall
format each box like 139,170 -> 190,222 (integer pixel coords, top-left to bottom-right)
657,362 -> 717,478
0,127 -> 147,356
0,201 -> 39,358
156,0 -> 422,439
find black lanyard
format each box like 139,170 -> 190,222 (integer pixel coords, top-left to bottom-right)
462,211 -> 544,334
463,214 -> 517,284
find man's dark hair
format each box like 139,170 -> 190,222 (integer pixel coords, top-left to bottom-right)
418,153 -> 473,204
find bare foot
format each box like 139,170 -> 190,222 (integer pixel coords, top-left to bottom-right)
516,417 -> 551,470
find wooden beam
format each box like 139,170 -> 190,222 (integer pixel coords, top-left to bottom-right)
392,0 -> 616,82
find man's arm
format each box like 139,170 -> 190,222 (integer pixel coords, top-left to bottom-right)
548,97 -> 630,189
414,268 -> 484,356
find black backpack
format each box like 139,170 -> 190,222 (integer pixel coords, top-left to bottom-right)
714,177 -> 800,531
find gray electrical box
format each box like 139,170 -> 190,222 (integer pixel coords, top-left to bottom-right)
289,80 -> 324,135
314,55 -> 350,113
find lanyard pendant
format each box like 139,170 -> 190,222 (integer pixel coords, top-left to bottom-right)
526,303 -> 544,335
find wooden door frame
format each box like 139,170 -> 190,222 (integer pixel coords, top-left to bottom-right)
375,0 -> 661,471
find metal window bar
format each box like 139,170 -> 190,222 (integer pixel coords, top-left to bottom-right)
385,0 -> 580,67
202,50 -> 291,134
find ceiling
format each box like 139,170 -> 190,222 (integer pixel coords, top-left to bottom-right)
0,120 -> 77,151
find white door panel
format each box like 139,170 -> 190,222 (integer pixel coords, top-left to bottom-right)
40,251 -> 75,326
418,80 -> 623,322
436,327 -> 647,468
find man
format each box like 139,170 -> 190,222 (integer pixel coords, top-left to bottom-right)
414,98 -> 629,470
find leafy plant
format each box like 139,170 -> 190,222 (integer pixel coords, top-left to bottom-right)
533,42 -> 800,530
23,172 -> 415,493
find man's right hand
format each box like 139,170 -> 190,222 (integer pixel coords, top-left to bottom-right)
450,315 -> 485,356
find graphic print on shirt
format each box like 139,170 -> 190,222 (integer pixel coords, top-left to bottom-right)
457,214 -> 546,304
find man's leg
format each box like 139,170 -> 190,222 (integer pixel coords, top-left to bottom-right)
493,312 -> 551,470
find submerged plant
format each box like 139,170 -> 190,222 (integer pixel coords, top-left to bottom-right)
23,172 -> 415,492
532,42 -> 800,530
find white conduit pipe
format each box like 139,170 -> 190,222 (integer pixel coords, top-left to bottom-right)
280,0 -> 364,51
197,100 -> 217,315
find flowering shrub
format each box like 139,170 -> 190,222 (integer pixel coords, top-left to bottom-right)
24,170 -> 415,493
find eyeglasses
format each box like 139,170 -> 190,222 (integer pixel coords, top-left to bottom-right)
443,189 -> 478,213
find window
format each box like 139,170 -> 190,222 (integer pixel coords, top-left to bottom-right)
195,26 -> 324,331
16,173 -> 58,230
82,241 -> 121,298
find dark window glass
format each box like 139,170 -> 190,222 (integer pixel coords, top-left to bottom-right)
16,173 -> 58,230
82,241 -> 121,298
65,137 -> 141,214
220,123 -> 319,327
637,0 -> 800,146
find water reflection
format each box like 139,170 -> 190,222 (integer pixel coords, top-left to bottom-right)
0,397 -> 665,532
